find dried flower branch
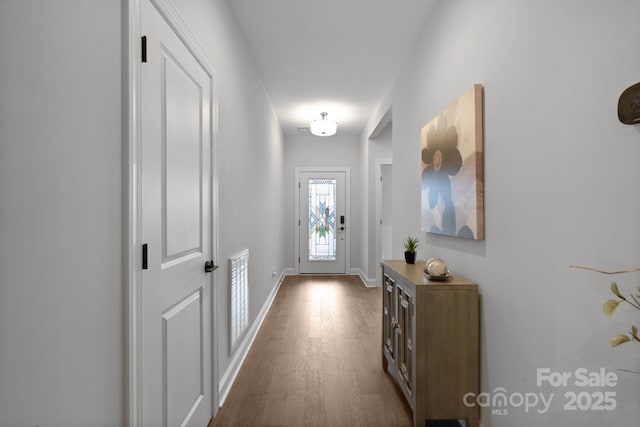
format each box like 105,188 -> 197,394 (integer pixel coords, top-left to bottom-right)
570,265 -> 639,352
599,281 -> 639,349
569,265 -> 640,275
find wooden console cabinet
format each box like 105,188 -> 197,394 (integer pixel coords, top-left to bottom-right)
381,260 -> 479,427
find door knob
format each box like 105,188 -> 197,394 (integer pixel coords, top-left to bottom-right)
204,260 -> 218,273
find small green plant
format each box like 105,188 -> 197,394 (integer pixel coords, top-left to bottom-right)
404,236 -> 420,253
603,281 -> 640,348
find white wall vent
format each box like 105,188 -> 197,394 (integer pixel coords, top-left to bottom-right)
229,249 -> 249,352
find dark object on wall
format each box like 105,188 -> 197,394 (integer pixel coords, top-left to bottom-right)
426,420 -> 467,427
618,82 -> 640,125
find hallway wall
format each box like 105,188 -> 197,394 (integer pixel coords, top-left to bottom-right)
366,1 -> 640,426
0,2 -> 123,425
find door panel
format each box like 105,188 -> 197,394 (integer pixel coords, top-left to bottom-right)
141,0 -> 212,425
299,171 -> 346,274
163,290 -> 203,427
163,50 -> 203,261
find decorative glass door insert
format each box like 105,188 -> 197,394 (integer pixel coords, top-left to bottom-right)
308,178 -> 337,261
298,170 -> 346,274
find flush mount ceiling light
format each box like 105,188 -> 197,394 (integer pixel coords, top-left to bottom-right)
310,112 -> 337,136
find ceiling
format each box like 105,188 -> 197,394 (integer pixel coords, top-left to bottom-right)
226,0 -> 439,137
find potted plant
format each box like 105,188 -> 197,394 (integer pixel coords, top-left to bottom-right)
403,236 -> 420,264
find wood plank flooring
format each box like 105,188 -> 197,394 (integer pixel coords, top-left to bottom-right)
209,275 -> 412,427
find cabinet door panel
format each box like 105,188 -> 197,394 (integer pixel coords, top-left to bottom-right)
398,285 -> 413,394
382,273 -> 396,360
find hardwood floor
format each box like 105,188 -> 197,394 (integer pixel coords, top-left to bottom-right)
209,275 -> 412,427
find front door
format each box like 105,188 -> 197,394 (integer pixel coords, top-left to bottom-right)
299,171 -> 347,274
141,0 -> 214,425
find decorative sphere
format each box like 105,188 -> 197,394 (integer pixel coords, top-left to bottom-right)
425,257 -> 448,277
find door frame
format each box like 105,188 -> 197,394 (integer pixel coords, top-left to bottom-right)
124,0 -> 220,425
294,167 -> 351,274
375,159 -> 392,285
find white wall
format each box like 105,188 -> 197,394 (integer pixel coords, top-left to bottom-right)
0,0 -> 286,424
170,0 -> 286,396
0,1 -> 123,426
374,0 -> 640,425
283,134 -> 363,273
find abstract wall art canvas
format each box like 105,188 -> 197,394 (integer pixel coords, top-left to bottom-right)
421,84 -> 484,240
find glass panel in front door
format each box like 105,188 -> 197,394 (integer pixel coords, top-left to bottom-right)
308,178 -> 337,261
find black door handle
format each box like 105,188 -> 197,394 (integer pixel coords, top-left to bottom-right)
204,260 -> 218,273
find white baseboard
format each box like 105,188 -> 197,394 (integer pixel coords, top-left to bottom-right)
217,269 -> 286,406
282,267 -> 296,276
350,268 -> 379,287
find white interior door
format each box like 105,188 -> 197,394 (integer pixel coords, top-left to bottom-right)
299,171 -> 347,274
141,0 -> 213,425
